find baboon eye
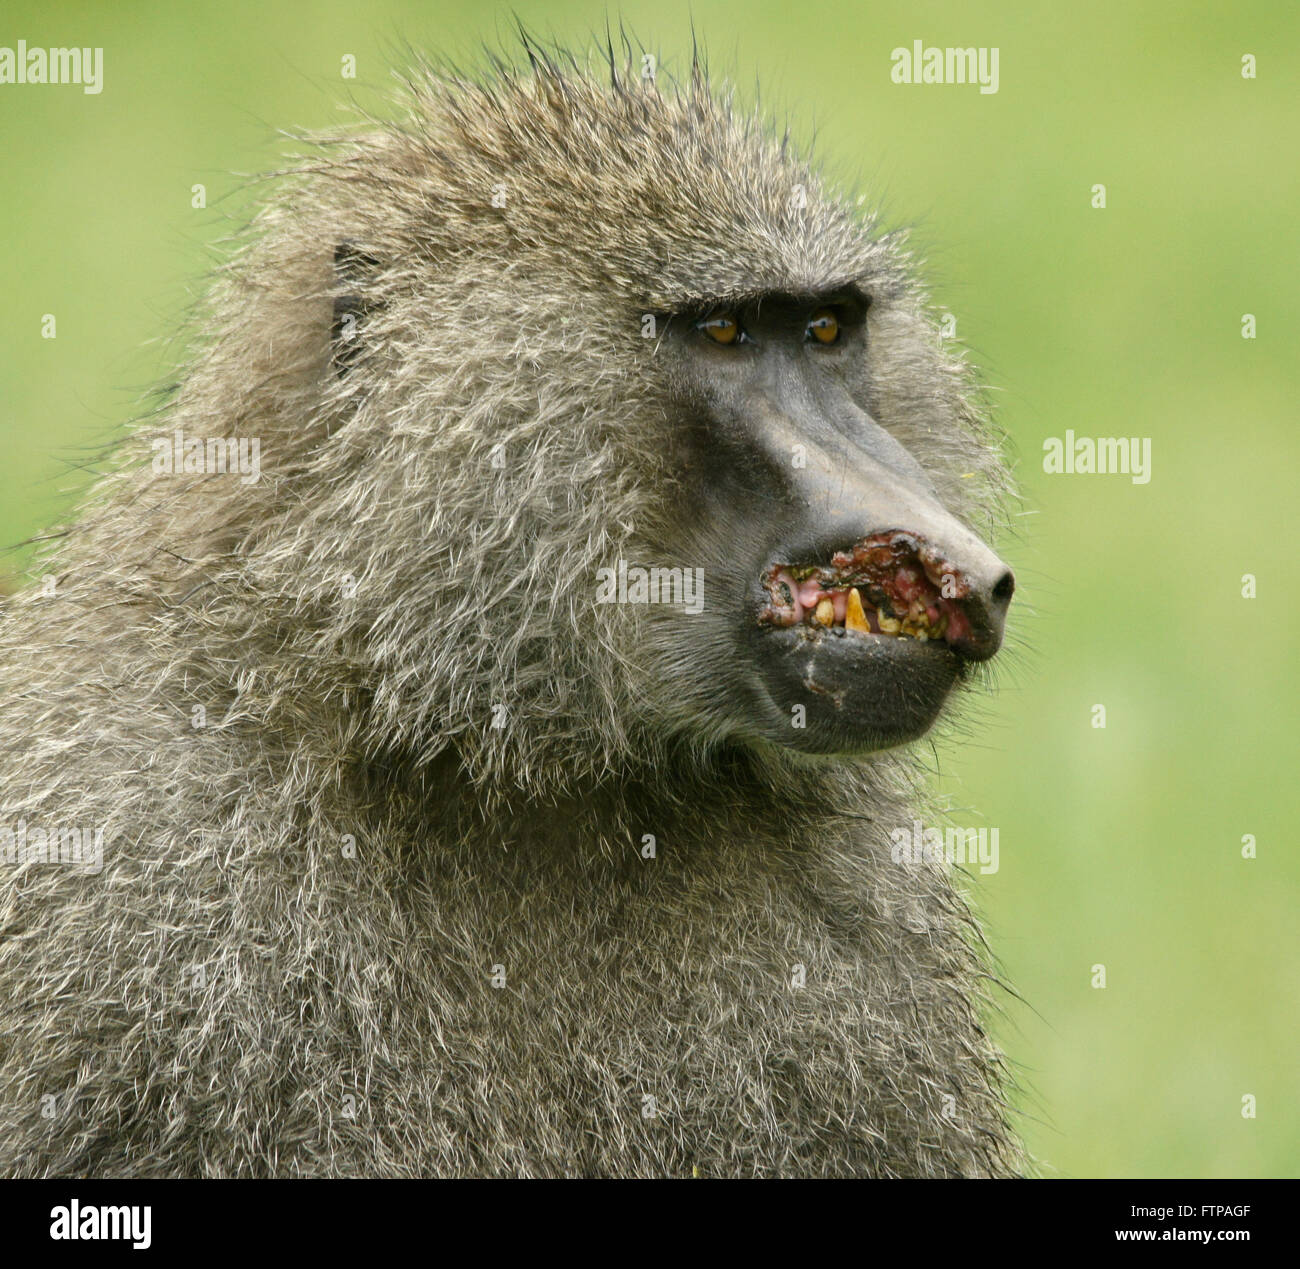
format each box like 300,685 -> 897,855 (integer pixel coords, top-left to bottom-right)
807,308 -> 840,345
697,312 -> 743,345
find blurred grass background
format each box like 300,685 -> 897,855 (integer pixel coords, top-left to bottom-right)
0,0 -> 1295,1177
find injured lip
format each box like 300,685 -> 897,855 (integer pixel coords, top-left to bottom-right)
758,530 -> 974,646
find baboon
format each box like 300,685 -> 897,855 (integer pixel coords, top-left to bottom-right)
0,41 -> 1021,1177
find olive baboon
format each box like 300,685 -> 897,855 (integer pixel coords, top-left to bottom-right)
0,42 -> 1021,1177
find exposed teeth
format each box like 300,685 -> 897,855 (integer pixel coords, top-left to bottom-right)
760,540 -> 960,643
845,588 -> 870,633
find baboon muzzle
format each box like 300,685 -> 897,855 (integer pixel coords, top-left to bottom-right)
747,391 -> 1014,661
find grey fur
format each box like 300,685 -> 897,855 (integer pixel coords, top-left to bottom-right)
0,43 -> 1021,1177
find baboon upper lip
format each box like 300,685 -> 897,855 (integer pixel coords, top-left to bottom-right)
756,529 -> 975,647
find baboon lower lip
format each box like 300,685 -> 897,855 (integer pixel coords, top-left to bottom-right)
757,530 -> 974,646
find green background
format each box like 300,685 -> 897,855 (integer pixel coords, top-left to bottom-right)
1,0 -> 1295,1178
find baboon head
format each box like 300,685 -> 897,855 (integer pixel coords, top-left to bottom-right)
214,45 -> 1014,792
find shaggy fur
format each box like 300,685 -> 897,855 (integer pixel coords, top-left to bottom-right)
0,41 -> 1021,1177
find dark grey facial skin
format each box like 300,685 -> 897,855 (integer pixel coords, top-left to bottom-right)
663,292 -> 1015,755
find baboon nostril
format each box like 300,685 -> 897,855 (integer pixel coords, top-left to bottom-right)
991,570 -> 1015,605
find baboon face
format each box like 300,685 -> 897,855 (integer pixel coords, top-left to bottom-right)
650,290 -> 1014,756
313,72 -> 1014,777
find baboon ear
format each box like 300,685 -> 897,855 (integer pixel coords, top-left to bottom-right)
330,240 -> 382,377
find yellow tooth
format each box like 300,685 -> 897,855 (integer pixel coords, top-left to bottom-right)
845,588 -> 870,633
814,598 -> 834,626
877,611 -> 901,634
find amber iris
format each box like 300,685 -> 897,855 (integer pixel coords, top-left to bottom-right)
807,308 -> 839,344
698,312 -> 741,344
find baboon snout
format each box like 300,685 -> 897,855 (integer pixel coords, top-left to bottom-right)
736,386 -> 1013,660
761,429 -> 1015,660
